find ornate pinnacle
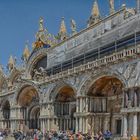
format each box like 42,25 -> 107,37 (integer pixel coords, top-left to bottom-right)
39,17 -> 44,31
58,17 -> 67,40
109,0 -> 115,15
92,0 -> 100,17
8,55 -> 15,72
88,0 -> 100,26
59,17 -> 67,34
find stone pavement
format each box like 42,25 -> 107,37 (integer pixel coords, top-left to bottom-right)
4,136 -> 34,140
4,136 -> 14,140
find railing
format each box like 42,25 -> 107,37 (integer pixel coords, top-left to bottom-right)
41,45 -> 140,83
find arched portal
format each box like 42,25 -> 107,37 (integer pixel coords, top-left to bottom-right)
17,85 -> 40,129
54,86 -> 76,131
29,106 -> 40,129
2,100 -> 10,128
87,76 -> 123,135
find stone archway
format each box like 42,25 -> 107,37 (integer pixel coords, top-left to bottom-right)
2,100 -> 10,128
54,85 -> 76,131
87,76 -> 124,135
29,105 -> 40,129
16,85 -> 40,129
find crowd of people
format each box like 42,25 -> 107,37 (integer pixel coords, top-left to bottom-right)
0,128 -> 138,140
11,129 -> 112,140
0,129 -> 9,140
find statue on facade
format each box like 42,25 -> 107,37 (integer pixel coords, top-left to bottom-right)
33,69 -> 42,80
7,55 -> 16,72
39,67 -> 47,77
109,0 -> 115,14
71,19 -> 77,35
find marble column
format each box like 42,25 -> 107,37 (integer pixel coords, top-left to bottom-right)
63,119 -> 65,131
122,115 -> 128,138
86,97 -> 89,112
83,118 -> 86,133
69,119 -> 71,129
79,117 -> 83,132
104,117 -> 109,131
43,119 -> 45,132
40,119 -> 43,130
80,98 -> 82,112
134,92 -> 137,107
76,118 -> 79,133
133,113 -> 137,136
85,117 -> 88,133
76,99 -> 79,112
47,119 -> 50,131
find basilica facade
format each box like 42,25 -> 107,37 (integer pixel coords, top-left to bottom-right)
0,0 -> 140,139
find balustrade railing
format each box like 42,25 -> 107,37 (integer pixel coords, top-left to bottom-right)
42,45 -> 140,83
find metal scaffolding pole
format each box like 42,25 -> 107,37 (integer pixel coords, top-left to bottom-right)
135,31 -> 137,48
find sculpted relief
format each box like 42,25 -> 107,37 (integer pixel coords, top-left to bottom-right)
115,60 -> 140,87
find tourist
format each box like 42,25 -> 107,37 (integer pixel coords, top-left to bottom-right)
35,128 -> 43,140
97,131 -> 104,140
0,131 -> 3,140
94,133 -> 99,140
78,132 -> 83,140
130,134 -> 138,140
103,130 -> 112,140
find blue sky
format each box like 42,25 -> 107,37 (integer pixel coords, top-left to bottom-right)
0,0 -> 136,67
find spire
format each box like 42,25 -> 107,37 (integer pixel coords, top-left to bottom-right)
23,41 -> 30,62
59,17 -> 67,34
88,0 -> 100,26
91,0 -> 100,17
8,55 -> 15,72
39,17 -> 44,31
58,17 -> 67,40
109,0 -> 115,15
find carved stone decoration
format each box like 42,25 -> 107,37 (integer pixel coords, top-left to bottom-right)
66,74 -> 88,91
117,65 -> 125,74
122,63 -> 137,80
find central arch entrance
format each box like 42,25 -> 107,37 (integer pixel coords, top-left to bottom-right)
2,100 -> 10,128
87,76 -> 123,135
54,86 -> 76,131
17,85 -> 40,129
29,105 -> 40,129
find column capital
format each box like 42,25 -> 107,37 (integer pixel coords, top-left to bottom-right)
77,96 -> 86,99
122,112 -> 128,116
132,112 -> 138,115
